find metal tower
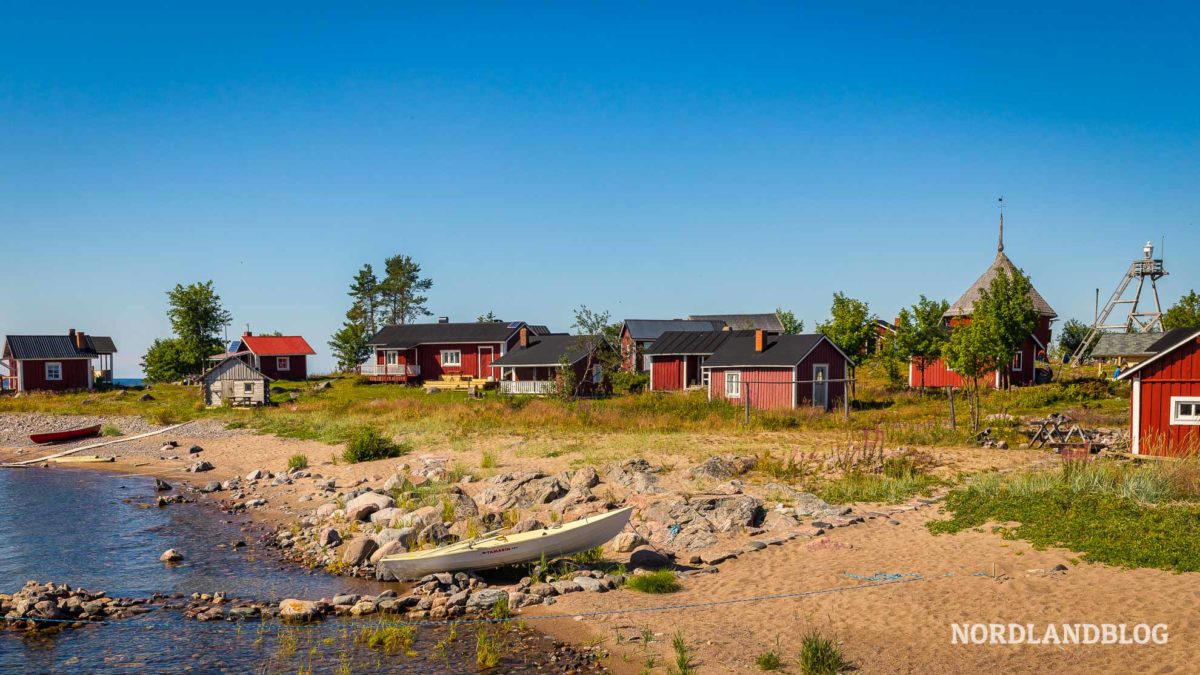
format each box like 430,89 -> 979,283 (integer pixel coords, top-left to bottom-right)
1072,241 -> 1168,363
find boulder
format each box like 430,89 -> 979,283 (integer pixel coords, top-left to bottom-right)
573,576 -> 606,593
629,546 -> 671,569
609,532 -> 646,553
369,507 -> 407,526
315,503 -> 338,520
466,588 -> 509,612
318,527 -> 342,548
185,461 -> 214,473
550,580 -> 581,595
344,492 -> 394,522
188,445 -> 203,454
341,538 -> 378,566
443,487 -> 479,519
418,523 -> 453,545
200,481 -> 222,493
245,469 -> 265,481
397,505 -> 441,530
511,518 -> 545,534
279,599 -> 320,623
369,540 -> 405,565
373,527 -> 416,549
159,549 -> 184,562
605,459 -> 661,494
570,466 -> 600,490
154,479 -> 172,492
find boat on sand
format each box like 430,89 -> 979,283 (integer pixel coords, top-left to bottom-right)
29,424 -> 102,444
379,506 -> 634,580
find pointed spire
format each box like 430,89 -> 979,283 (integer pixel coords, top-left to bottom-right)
997,196 -> 1005,253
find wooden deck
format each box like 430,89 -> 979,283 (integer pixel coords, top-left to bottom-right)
422,375 -> 494,392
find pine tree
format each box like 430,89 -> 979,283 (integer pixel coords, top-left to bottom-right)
378,255 -> 433,325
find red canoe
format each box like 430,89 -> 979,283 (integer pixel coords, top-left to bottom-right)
29,424 -> 102,444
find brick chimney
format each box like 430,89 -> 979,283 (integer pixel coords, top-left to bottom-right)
75,330 -> 87,349
754,329 -> 765,353
519,326 -> 529,348
243,330 -> 253,337
68,328 -> 76,343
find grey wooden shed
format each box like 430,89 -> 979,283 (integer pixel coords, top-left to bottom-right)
201,356 -> 271,407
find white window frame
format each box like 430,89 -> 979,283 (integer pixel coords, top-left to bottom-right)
45,362 -> 62,381
725,371 -> 741,398
276,356 -> 290,371
243,381 -> 254,394
592,364 -> 603,385
1170,396 -> 1200,426
441,350 -> 462,367
1012,351 -> 1023,371
385,350 -> 398,365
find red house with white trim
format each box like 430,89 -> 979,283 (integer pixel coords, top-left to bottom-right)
218,332 -> 317,381
703,330 -> 855,411
910,220 -> 1056,389
1116,327 -> 1200,456
364,321 -> 550,384
2,330 -> 117,392
644,330 -> 751,391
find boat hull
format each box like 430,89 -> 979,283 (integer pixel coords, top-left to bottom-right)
29,424 -> 102,444
379,507 -> 633,580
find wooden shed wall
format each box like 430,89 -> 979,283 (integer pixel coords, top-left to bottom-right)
1135,337 -> 1200,456
650,356 -> 684,391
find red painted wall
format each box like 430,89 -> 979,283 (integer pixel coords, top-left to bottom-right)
255,355 -> 309,381
651,356 -> 684,391
1135,337 -> 1200,456
910,331 -> 1049,389
709,367 -> 795,410
19,359 -> 91,391
417,343 -> 504,380
797,340 -> 848,409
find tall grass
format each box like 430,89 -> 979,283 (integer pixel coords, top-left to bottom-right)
798,628 -> 849,675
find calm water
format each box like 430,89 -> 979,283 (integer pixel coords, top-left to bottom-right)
110,378 -> 144,387
0,469 -> 523,673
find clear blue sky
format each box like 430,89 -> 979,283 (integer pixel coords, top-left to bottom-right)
2,2 -> 1197,376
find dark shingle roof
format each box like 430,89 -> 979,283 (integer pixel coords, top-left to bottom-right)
945,251 -> 1056,318
368,322 -> 523,348
644,330 -> 752,356
623,320 -> 724,341
687,313 -> 784,331
1146,327 -> 1200,354
4,335 -> 116,360
492,335 -> 597,367
1090,332 -> 1162,358
703,333 -> 850,368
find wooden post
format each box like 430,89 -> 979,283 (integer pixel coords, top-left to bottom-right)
843,387 -> 850,422
744,381 -> 750,425
947,386 -> 957,430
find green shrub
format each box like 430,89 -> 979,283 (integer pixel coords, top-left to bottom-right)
475,626 -> 505,669
570,546 -> 604,565
799,628 -> 849,675
817,472 -> 941,504
609,370 -> 649,395
755,645 -> 784,670
480,450 -> 497,469
100,424 -> 123,437
358,624 -> 416,653
626,570 -> 680,594
342,427 -> 409,464
287,454 -> 308,471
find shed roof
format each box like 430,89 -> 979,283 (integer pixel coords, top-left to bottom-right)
687,313 -> 784,331
1115,327 -> 1200,380
368,322 -> 526,348
242,334 -> 316,356
201,356 -> 272,382
703,333 -> 853,369
622,320 -> 724,341
3,335 -> 117,360
945,250 -> 1056,318
644,330 -> 752,356
492,335 -> 599,367
1090,332 -> 1162,359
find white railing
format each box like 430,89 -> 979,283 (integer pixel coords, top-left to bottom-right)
360,364 -> 421,377
500,380 -> 555,395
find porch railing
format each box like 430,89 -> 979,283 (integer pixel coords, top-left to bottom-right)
360,364 -> 421,377
500,380 -> 555,395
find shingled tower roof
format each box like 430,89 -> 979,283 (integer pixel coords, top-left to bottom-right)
944,213 -> 1056,319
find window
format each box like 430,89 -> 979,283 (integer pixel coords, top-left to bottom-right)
276,356 -> 290,371
592,364 -> 603,384
243,382 -> 254,394
441,350 -> 462,367
1012,351 -> 1023,371
385,351 -> 398,365
45,362 -> 62,381
725,371 -> 741,398
1172,397 -> 1200,426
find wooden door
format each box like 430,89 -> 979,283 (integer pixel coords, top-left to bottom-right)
478,347 -> 495,379
812,364 -> 829,409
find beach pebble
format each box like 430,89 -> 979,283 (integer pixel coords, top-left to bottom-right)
159,549 -> 184,562
154,479 -> 172,492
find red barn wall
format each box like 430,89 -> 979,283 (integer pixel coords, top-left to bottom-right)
257,355 -> 309,381
708,367 -> 795,411
417,343 -> 503,380
20,359 -> 91,391
797,341 -> 848,409
1135,337 -> 1200,456
650,356 -> 684,391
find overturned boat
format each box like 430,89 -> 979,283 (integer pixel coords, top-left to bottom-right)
378,506 -> 634,581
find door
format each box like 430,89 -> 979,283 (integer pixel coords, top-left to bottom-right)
812,364 -> 829,409
478,347 -> 495,380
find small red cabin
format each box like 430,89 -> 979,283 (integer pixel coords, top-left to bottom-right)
703,331 -> 855,411
1116,327 -> 1200,456
364,321 -> 550,383
2,330 -> 117,392
644,330 -> 752,391
210,332 -> 316,381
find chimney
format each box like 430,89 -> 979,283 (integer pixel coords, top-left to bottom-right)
68,328 -> 76,342
438,316 -> 449,324
519,326 -> 529,348
76,331 -> 87,349
754,329 -> 765,353
243,330 -> 252,337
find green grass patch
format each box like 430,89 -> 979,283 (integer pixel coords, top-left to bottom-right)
799,628 -> 849,675
626,570 -> 680,594
816,472 -> 942,504
100,424 -> 123,437
286,454 -> 308,471
356,624 -> 416,654
929,461 -> 1200,572
342,427 -> 410,464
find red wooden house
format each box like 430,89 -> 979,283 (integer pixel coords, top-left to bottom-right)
2,330 -> 117,392
492,327 -> 611,396
618,319 -> 723,372
910,223 -> 1056,389
703,330 -> 855,411
1116,327 -> 1200,456
364,321 -> 549,384
214,332 -> 316,381
644,330 -> 751,391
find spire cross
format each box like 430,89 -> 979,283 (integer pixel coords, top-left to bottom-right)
997,196 -> 1005,252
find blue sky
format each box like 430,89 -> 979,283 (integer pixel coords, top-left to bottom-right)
2,2 -> 1197,376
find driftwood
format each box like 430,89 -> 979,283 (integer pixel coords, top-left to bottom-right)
0,422 -> 192,468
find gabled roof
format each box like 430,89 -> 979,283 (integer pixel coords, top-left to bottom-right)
492,334 -> 600,367
703,333 -> 854,369
688,313 -> 784,331
1115,327 -> 1200,380
241,334 -> 316,356
945,250 -> 1056,318
644,330 -> 752,356
3,335 -> 117,360
201,355 -> 272,382
368,322 -> 526,348
622,319 -> 724,341
1090,332 -> 1162,359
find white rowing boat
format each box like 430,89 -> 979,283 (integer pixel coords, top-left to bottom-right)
378,506 -> 634,580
